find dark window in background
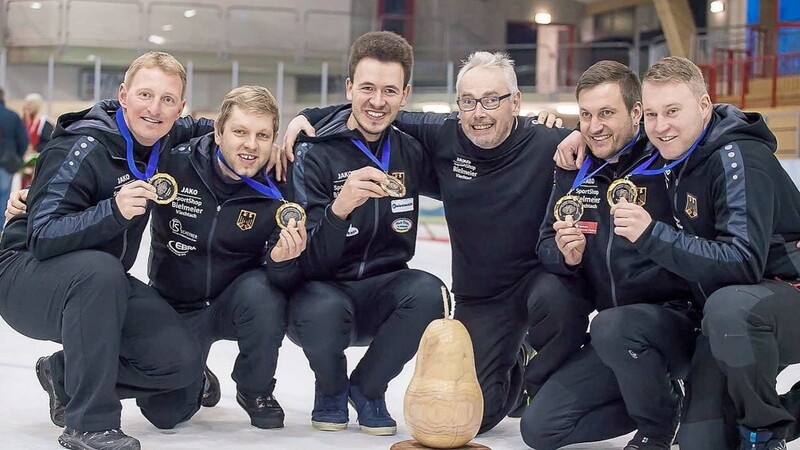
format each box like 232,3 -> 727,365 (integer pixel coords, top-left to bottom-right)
296,74 -> 345,99
506,21 -> 538,87
378,0 -> 414,43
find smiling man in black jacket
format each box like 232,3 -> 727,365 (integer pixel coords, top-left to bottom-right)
619,56 -> 800,450
277,31 -> 445,437
285,50 -> 591,434
0,52 -> 213,450
142,85 -> 305,431
524,61 -> 698,450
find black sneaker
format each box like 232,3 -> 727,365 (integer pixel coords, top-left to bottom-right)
624,432 -> 671,450
236,380 -> 284,429
58,427 -> 140,450
36,354 -> 66,428
201,365 -> 220,408
739,426 -> 787,450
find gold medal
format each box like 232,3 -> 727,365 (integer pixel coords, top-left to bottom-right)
607,178 -> 638,206
554,195 -> 584,222
381,174 -> 406,198
276,202 -> 306,229
149,173 -> 178,205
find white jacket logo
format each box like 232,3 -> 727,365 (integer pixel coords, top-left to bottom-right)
168,240 -> 196,256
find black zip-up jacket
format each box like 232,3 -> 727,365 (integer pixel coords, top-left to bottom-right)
302,106 -> 572,298
537,132 -> 694,311
289,106 -> 438,283
634,104 -> 800,304
149,133 -> 294,312
0,100 -> 213,271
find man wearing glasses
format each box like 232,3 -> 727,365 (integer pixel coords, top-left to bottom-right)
283,51 -> 591,433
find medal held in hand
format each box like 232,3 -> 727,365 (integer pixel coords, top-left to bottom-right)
554,194 -> 584,222
216,148 -> 305,229
351,138 -> 406,198
607,178 -> 638,206
149,173 -> 178,205
381,174 -> 406,198
276,201 -> 307,230
116,108 -> 179,204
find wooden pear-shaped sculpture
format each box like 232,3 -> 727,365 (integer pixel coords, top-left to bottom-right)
403,287 -> 483,449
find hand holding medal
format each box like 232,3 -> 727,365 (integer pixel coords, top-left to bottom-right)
115,109 -> 178,205
350,138 -> 406,198
554,130 -> 643,221
270,217 -> 308,263
610,197 -> 652,243
553,215 -> 586,267
330,167 -> 389,220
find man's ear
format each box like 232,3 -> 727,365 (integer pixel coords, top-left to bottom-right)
345,78 -> 353,102
399,85 -> 412,107
214,121 -> 222,145
118,83 -> 128,108
699,93 -> 712,117
631,101 -> 643,123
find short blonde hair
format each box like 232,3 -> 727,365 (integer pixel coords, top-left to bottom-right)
456,51 -> 519,95
643,56 -> 708,97
23,93 -> 45,113
124,51 -> 187,99
217,85 -> 280,134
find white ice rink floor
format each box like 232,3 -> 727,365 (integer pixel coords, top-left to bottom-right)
2,232 -> 799,449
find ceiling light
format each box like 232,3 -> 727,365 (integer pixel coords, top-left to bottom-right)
556,103 -> 579,115
710,1 -> 724,13
422,103 -> 452,114
30,2 -> 42,9
183,9 -> 196,18
161,24 -> 173,32
86,54 -> 96,61
148,34 -> 166,45
534,12 -> 551,25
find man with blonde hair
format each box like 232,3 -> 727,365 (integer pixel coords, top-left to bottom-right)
140,85 -> 305,430
284,49 -> 590,433
524,60 -> 698,450
0,51 -> 213,449
614,55 -> 800,450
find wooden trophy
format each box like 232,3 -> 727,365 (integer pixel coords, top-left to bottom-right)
391,287 -> 490,450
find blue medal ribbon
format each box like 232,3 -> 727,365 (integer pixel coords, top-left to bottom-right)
115,108 -> 160,180
569,129 -> 641,192
215,147 -> 284,200
629,123 -> 711,177
351,138 -> 390,172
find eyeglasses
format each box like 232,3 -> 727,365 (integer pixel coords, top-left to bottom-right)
456,93 -> 512,112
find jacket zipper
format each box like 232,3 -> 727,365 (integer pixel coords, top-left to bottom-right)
599,152 -> 652,307
605,228 -> 618,307
206,204 -> 221,299
357,198 -> 381,279
670,162 -> 706,302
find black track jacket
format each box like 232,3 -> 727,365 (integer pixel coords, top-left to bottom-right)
0,100 -> 212,271
634,104 -> 800,304
537,132 -> 694,311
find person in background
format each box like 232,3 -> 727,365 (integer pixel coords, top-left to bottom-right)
0,87 -> 28,231
20,92 -> 55,187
